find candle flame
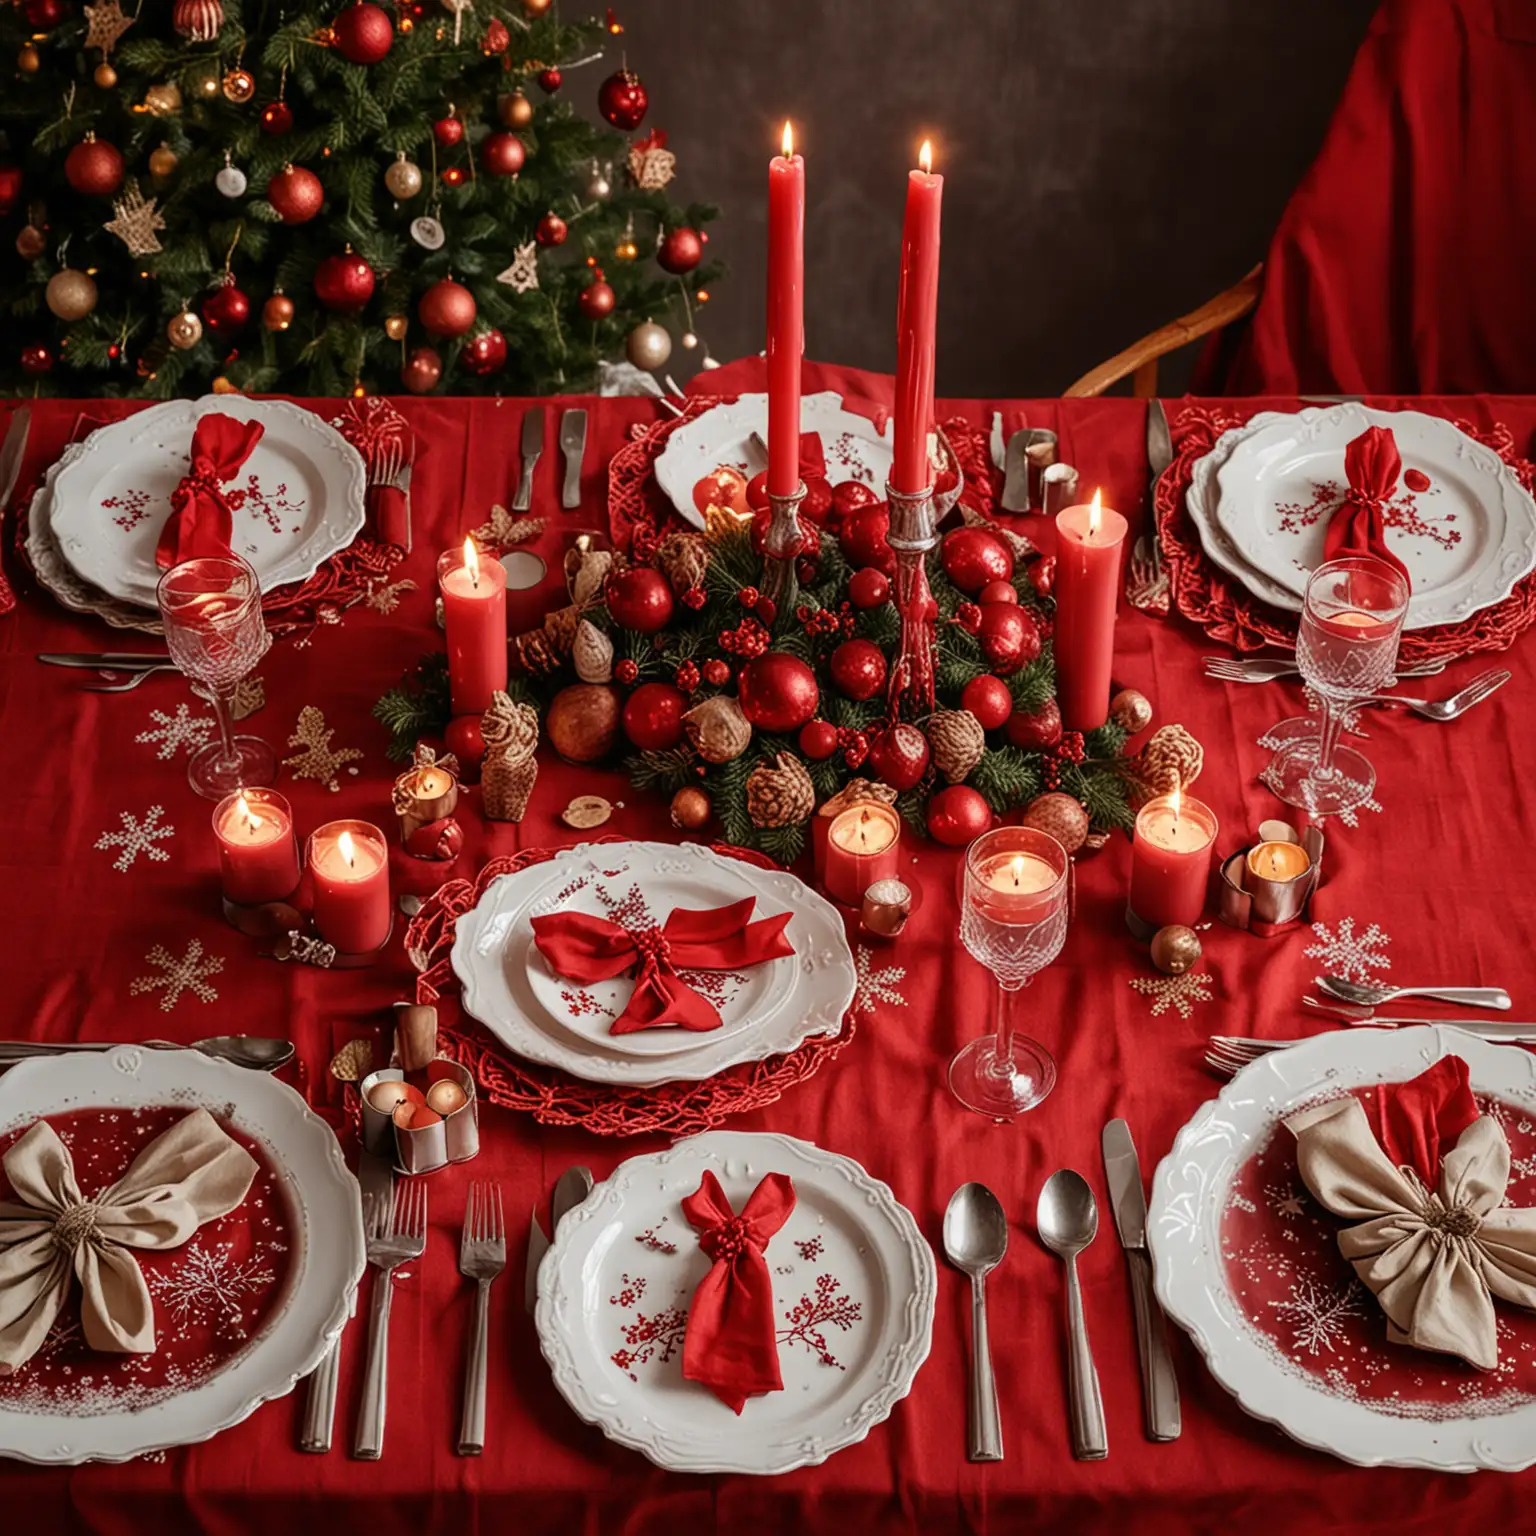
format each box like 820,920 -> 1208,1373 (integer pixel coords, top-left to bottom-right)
1089,488 -> 1102,537
236,792 -> 262,833
463,536 -> 480,586
338,829 -> 356,868
1009,855 -> 1024,888
781,121 -> 794,159
1169,782 -> 1182,822
918,140 -> 933,174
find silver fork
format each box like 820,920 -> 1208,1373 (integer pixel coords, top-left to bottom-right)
457,1181 -> 506,1457
1357,668 -> 1510,722
1203,654 -> 1449,684
353,1179 -> 428,1460
82,664 -> 179,692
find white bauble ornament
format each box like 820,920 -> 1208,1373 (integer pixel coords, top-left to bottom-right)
215,163 -> 247,198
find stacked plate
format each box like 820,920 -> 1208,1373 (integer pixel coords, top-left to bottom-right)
27,397 -> 366,632
1185,403 -> 1536,631
450,841 -> 857,1087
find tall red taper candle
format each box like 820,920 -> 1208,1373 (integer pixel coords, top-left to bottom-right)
437,537 -> 507,716
1054,490 -> 1129,730
892,140 -> 942,494
766,121 -> 805,499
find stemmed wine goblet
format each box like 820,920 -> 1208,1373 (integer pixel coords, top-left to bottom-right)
156,554 -> 277,799
951,825 -> 1071,1121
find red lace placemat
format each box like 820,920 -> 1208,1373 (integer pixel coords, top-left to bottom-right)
1157,405 -> 1536,662
404,839 -> 857,1138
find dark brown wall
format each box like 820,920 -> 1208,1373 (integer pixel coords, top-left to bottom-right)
613,0 -> 1378,395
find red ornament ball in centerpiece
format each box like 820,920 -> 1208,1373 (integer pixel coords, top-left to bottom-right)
657,225 -> 703,274
801,476 -> 833,525
927,785 -> 992,847
65,135 -> 124,197
314,251 -> 374,313
869,723 -> 931,792
333,1 -> 393,63
961,674 -> 1013,731
597,67 -> 648,130
977,603 -> 1041,674
444,715 -> 485,775
419,277 -> 476,338
978,579 -> 1017,606
202,276 -> 250,337
459,327 -> 507,376
830,480 -> 879,526
848,567 -> 891,610
621,683 -> 687,751
829,639 -> 887,702
737,653 -> 819,734
839,503 -> 894,575
267,164 -> 323,223
798,719 -> 839,760
1030,556 -> 1057,598
481,131 -> 525,178
941,526 -> 1014,595
605,567 -> 674,634
1005,698 -> 1063,750
400,346 -> 441,393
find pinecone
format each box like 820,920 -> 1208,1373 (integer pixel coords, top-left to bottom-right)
481,691 -> 540,822
746,752 -> 815,828
566,545 -> 617,608
927,708 -> 986,784
572,618 -> 614,683
655,530 -> 709,595
481,691 -> 539,759
1128,722 -> 1204,801
818,776 -> 899,818
542,603 -> 582,654
511,628 -> 562,676
683,695 -> 751,763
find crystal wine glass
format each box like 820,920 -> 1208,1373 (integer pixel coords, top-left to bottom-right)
156,555 -> 276,799
951,825 -> 1071,1121
1264,556 -> 1409,815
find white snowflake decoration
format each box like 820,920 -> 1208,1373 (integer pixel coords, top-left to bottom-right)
135,704 -> 214,760
1128,971 -> 1214,1019
1305,917 -> 1391,982
148,1241 -> 275,1338
129,939 -> 224,1011
1331,790 -> 1383,830
1267,1276 -> 1365,1356
853,946 -> 906,1015
95,805 -> 175,872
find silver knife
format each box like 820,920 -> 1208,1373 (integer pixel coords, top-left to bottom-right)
558,409 -> 587,510
38,652 -> 171,669
525,1165 -> 594,1315
1101,1119 -> 1180,1442
999,429 -> 1031,513
513,409 -> 544,512
523,1207 -> 549,1317
0,406 -> 32,515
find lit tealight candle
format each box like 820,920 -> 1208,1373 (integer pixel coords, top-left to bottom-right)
974,850 -> 1065,923
366,1079 -> 423,1115
1128,787 -> 1218,934
1246,840 -> 1311,882
425,1078 -> 468,1116
824,802 -> 901,906
212,787 -> 300,908
309,820 -> 392,955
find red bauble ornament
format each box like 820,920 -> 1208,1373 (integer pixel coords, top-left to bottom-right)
961,674 -> 1013,731
481,131 -> 525,178
737,653 -> 819,734
64,135 -> 124,198
927,785 -> 992,847
657,225 -> 703,274
579,277 -> 615,320
744,471 -> 769,514
941,526 -> 1014,594
702,658 -> 730,687
1006,698 -> 1063,750
535,212 -> 567,247
798,719 -> 839,761
838,504 -> 895,574
170,0 -> 220,38
829,639 -> 887,702
313,251 -> 375,313
419,277 -> 476,339
621,682 -> 687,750
267,164 -> 323,223
801,475 -> 833,524
202,275 -> 250,337
978,579 -> 1017,606
977,603 -> 1042,674
401,346 -> 441,394
260,101 -> 294,135
848,567 -> 891,610
830,479 -> 879,527
0,165 -> 21,218
481,15 -> 509,52
597,67 -> 648,130
333,1 -> 392,63
1030,556 -> 1057,598
537,67 -> 562,93
459,328 -> 507,377
605,567 -> 674,634
432,114 -> 463,147
19,343 -> 53,377
24,0 -> 68,28
868,723 -> 931,792
444,715 -> 485,775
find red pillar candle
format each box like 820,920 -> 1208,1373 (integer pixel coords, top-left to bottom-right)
822,802 -> 901,906
438,538 -> 507,716
1128,790 -> 1218,931
212,787 -> 299,906
766,122 -> 805,499
892,141 -> 943,494
1054,490 -> 1129,731
308,820 -> 392,954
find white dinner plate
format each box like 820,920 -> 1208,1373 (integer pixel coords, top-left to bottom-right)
535,1129 -> 935,1474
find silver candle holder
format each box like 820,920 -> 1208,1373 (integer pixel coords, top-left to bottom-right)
760,479 -> 808,615
1218,818 -> 1325,935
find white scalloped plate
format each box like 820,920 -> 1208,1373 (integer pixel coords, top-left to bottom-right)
0,1047 -> 363,1465
535,1130 -> 935,1474
1149,1026 -> 1536,1472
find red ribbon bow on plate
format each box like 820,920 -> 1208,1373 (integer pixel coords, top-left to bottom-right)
530,897 -> 794,1035
681,1170 -> 796,1413
154,414 -> 266,571
1323,424 -> 1413,586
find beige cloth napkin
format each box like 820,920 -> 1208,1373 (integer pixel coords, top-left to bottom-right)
1287,1095 -> 1536,1370
0,1108 -> 258,1374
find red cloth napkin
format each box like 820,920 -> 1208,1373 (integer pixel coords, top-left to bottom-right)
529,897 -> 794,1034
1365,1055 -> 1480,1187
681,1170 -> 796,1413
154,414 -> 266,570
1322,424 -> 1412,585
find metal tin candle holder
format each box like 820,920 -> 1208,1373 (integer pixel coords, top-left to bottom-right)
359,1061 -> 479,1175
391,745 -> 461,861
1020,428 -> 1059,509
1218,818 -> 1326,936
886,480 -> 940,716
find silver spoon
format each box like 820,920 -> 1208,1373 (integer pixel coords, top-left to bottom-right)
1037,1170 -> 1108,1461
942,1182 -> 1007,1463
1315,978 -> 1511,1011
0,1036 -> 295,1072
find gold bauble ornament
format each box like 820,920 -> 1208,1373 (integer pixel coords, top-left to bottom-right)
1150,925 -> 1202,976
262,292 -> 295,331
614,235 -> 638,261
545,684 -> 620,764
522,0 -> 551,12
18,43 -> 41,73
1020,791 -> 1090,855
211,376 -> 239,394
149,142 -> 178,178
46,269 -> 98,321
384,314 -> 408,341
143,82 -> 183,115
94,61 -> 118,88
383,153 -> 423,200
625,319 -> 671,371
15,225 -> 46,261
499,90 -> 533,128
223,67 -> 255,102
669,785 -> 711,832
1109,687 -> 1153,735
166,308 -> 203,349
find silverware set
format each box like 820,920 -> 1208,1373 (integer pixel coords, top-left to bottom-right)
1125,400 -> 1172,612
0,1035 -> 293,1070
457,1181 -> 507,1456
354,1177 -> 430,1460
512,408 -> 589,511
1203,652 -> 1450,684
37,651 -> 178,692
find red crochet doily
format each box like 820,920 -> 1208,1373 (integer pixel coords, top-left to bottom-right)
1157,405 -> 1536,662
404,841 -> 857,1137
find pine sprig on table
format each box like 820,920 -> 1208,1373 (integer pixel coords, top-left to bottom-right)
970,746 -> 1045,814
625,749 -> 697,795
372,653 -> 452,762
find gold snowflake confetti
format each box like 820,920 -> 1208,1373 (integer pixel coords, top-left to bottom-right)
282,706 -> 363,792
1129,971 -> 1214,1019
83,0 -> 135,53
105,183 -> 166,257
496,240 -> 539,293
472,504 -> 544,549
130,939 -> 224,1012
230,675 -> 266,721
364,576 -> 418,614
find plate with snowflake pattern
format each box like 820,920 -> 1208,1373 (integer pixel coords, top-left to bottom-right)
535,1130 -> 935,1474
0,1047 -> 364,1465
452,842 -> 856,1086
1149,1026 -> 1536,1472
49,397 -> 365,610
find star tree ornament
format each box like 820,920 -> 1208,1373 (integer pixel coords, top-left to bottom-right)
105,183 -> 166,256
496,241 -> 539,293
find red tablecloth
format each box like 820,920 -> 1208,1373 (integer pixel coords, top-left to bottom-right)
1,391 -> 1533,1532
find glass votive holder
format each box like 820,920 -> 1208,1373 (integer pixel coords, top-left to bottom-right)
212,787 -> 300,922
308,819 -> 392,956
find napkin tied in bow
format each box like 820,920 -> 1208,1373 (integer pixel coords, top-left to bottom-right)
681,1170 -> 796,1413
1321,423 -> 1412,585
530,897 -> 794,1035
0,1109 -> 258,1373
1287,1058 -> 1536,1370
154,413 -> 266,570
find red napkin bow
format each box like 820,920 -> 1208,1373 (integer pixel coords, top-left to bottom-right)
681,1170 -> 796,1413
530,897 -> 794,1035
1322,424 -> 1413,585
1366,1053 -> 1480,1187
155,414 -> 266,570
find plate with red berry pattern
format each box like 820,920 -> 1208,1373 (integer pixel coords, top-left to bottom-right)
1149,1025 -> 1536,1472
0,1046 -> 364,1465
534,1129 -> 935,1474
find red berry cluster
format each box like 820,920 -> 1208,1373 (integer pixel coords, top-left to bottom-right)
680,586 -> 706,610
838,726 -> 870,770
1042,730 -> 1086,789
718,618 -> 770,658
794,602 -> 855,640
614,658 -> 639,685
674,660 -> 700,693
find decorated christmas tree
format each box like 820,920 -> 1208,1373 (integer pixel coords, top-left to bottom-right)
0,0 -> 721,397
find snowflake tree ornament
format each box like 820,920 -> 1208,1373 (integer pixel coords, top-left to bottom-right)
129,939 -> 224,1010
95,805 -> 175,872
135,703 -> 214,760
1304,917 -> 1390,983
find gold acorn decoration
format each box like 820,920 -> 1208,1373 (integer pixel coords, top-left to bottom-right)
746,752 -> 815,829
1109,687 -> 1154,734
683,695 -> 751,764
927,707 -> 986,784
